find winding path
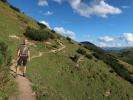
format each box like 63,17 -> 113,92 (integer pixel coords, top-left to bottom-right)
31,41 -> 66,59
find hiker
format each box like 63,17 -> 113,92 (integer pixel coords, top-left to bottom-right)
16,39 -> 30,77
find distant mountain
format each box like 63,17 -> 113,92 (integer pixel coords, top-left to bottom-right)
102,47 -> 132,52
81,41 -> 105,53
102,47 -> 130,52
81,41 -> 96,46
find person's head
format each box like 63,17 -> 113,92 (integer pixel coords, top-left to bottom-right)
23,38 -> 28,45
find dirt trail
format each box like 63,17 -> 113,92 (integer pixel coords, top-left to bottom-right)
9,60 -> 36,100
31,41 -> 66,59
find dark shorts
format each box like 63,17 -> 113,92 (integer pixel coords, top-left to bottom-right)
17,56 -> 28,66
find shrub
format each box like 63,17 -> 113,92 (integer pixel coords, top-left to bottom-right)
37,22 -> 47,29
66,37 -> 71,40
70,54 -> 80,63
24,27 -> 54,41
92,52 -> 100,59
10,5 -> 20,12
51,30 -> 56,33
86,54 -> 93,59
52,45 -> 58,49
78,43 -> 82,46
77,48 -> 86,55
1,0 -> 7,3
66,37 -> 72,43
0,42 -> 11,65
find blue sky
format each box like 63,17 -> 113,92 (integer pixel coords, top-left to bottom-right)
8,0 -> 133,47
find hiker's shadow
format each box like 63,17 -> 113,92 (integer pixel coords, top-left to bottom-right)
10,69 -> 23,78
10,69 -> 16,74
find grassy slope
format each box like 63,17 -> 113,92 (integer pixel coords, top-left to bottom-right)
110,48 -> 133,65
0,1 -> 133,100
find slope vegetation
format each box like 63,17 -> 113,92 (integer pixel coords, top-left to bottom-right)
0,1 -> 133,100
110,48 -> 133,65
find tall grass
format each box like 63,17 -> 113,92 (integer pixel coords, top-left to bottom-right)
0,42 -> 15,99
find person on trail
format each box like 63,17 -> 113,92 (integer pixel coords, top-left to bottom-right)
16,39 -> 30,77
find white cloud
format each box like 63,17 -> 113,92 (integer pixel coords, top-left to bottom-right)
98,42 -> 123,47
52,0 -> 122,18
98,36 -> 114,47
54,27 -> 76,39
69,0 -> 122,18
99,42 -> 107,47
38,0 -> 48,6
94,33 -> 133,47
39,20 -> 51,28
96,33 -> 133,47
44,11 -> 53,15
99,36 -> 114,42
53,0 -> 62,4
123,33 -> 133,44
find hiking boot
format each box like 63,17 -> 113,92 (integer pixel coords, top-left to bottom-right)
23,73 -> 26,77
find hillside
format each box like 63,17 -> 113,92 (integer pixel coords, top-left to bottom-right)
110,48 -> 133,65
0,0 -> 133,100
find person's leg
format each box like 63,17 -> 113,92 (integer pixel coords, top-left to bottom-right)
16,57 -> 22,77
16,66 -> 20,76
23,56 -> 28,77
23,66 -> 27,74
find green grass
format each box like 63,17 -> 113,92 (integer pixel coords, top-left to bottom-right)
28,52 -> 133,100
0,1 -> 133,100
0,41 -> 16,99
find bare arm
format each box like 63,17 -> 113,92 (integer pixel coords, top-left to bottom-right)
17,49 -> 20,60
28,50 -> 30,61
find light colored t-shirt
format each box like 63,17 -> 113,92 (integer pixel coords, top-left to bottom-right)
18,44 -> 29,56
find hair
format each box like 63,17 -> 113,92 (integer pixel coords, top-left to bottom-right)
23,38 -> 28,44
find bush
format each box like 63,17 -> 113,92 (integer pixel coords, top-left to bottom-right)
52,45 -> 58,49
37,22 -> 47,29
10,5 -> 20,12
66,37 -> 73,43
92,52 -> 100,59
51,30 -> 56,33
77,48 -> 86,55
86,54 -> 93,59
24,27 -> 55,41
70,54 -> 80,63
1,0 -> 7,3
0,42 -> 11,65
66,37 -> 71,41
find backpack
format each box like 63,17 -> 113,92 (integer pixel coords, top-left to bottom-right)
18,44 -> 29,56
